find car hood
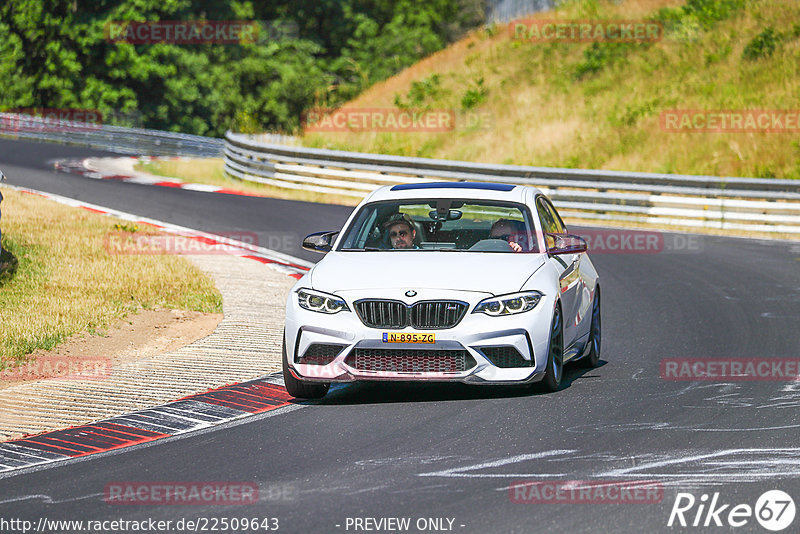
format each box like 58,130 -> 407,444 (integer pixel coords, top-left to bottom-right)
310,251 -> 546,295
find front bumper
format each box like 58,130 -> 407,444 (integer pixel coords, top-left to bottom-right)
285,289 -> 554,385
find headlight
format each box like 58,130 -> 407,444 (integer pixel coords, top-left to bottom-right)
297,288 -> 349,314
473,291 -> 542,316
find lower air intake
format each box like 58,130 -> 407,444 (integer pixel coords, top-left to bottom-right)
346,349 -> 475,373
480,346 -> 532,368
297,343 -> 346,365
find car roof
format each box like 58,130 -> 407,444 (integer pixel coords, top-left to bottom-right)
363,182 -> 542,204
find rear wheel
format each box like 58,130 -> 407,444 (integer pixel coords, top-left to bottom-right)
579,288 -> 601,368
539,305 -> 564,392
282,336 -> 330,399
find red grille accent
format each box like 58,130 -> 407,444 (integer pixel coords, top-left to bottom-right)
346,349 -> 475,373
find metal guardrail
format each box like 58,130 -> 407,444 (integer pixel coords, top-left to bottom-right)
224,131 -> 800,234
0,113 -> 225,158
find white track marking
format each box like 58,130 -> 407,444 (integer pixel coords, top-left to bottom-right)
599,448 -> 800,480
418,450 -> 576,478
418,448 -> 800,488
0,492 -> 104,505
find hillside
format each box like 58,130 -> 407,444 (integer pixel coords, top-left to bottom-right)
302,0 -> 800,180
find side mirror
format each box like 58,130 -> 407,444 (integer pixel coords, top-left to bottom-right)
546,233 -> 587,255
302,231 -> 339,253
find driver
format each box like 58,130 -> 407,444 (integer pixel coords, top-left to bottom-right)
382,213 -> 419,249
490,219 -> 525,252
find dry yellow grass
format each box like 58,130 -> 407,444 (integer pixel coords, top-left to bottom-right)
0,188 -> 222,364
301,0 -> 800,180
137,159 -> 362,206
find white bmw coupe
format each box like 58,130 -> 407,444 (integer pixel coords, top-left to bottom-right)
283,182 -> 601,398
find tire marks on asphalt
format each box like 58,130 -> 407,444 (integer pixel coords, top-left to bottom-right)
414,448 -> 800,489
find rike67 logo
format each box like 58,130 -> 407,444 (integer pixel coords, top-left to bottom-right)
668,490 -> 795,531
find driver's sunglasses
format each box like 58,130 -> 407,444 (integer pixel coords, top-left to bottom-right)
390,230 -> 409,238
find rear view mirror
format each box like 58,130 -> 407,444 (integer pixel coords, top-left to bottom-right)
428,209 -> 462,221
546,233 -> 588,255
302,231 -> 339,253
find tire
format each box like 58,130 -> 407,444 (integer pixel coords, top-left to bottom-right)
282,336 -> 330,399
579,288 -> 601,368
539,305 -> 564,392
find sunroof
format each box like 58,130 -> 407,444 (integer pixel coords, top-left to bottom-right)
390,182 -> 516,192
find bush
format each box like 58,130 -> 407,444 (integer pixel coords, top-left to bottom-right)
683,0 -> 747,28
754,165 -> 777,179
655,0 -> 746,36
461,77 -> 487,109
394,74 -> 442,110
742,27 -> 780,60
573,43 -> 634,79
654,6 -> 685,29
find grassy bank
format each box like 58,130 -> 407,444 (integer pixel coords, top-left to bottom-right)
302,0 -> 800,180
0,188 -> 222,365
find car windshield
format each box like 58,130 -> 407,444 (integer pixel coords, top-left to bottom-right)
337,199 -> 540,252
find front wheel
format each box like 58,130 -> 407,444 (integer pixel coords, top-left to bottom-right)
282,336 -> 330,399
538,305 -> 564,392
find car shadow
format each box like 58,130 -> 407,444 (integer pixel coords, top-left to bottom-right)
301,360 -> 608,406
562,358 -> 608,387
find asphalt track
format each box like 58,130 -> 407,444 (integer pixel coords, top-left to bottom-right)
2,137 -> 800,533
0,138 -> 350,264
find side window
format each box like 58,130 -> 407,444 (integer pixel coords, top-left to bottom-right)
542,199 -> 567,234
340,207 -> 378,249
536,198 -> 560,234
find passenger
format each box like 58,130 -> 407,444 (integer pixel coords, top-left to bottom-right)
490,219 -> 526,252
382,213 -> 419,249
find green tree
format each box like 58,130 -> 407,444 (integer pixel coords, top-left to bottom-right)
0,0 -> 485,135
